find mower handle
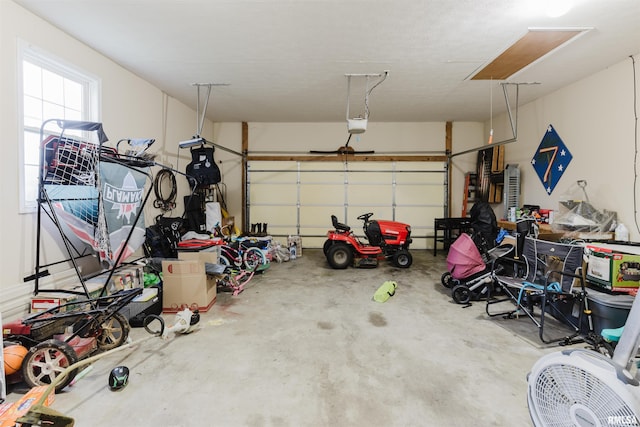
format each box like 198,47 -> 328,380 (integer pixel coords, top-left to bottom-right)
357,212 -> 374,222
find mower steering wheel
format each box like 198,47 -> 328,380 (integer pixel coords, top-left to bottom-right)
358,212 -> 373,222
357,213 -> 374,222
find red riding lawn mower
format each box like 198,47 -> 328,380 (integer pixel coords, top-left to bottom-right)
323,213 -> 413,269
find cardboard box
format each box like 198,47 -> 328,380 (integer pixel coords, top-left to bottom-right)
78,276 -> 114,298
30,294 -> 77,313
0,386 -> 55,427
178,245 -> 220,265
161,259 -> 216,313
586,247 -> 640,289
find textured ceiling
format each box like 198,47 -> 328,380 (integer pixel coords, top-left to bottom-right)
12,0 -> 640,123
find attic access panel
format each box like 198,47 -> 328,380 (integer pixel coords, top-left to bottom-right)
471,28 -> 588,80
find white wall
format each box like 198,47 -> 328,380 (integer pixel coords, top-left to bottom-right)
489,55 -> 640,239
0,1 -> 231,319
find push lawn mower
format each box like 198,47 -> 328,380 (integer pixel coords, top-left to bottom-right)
323,213 -> 412,269
2,288 -> 141,392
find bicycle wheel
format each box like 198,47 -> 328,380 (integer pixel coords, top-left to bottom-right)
243,247 -> 266,270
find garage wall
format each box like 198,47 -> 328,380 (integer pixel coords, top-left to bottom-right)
487,54 -> 640,240
0,1 -> 216,319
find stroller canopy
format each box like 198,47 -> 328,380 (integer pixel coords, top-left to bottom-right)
446,233 -> 486,280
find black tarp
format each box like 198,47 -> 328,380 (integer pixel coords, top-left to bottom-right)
469,201 -> 498,251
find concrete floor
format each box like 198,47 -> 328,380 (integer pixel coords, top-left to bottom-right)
6,248 -> 586,426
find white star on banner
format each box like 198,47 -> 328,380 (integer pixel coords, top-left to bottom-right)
560,149 -> 566,156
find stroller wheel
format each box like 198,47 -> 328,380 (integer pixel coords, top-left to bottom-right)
452,284 -> 472,304
441,272 -> 454,288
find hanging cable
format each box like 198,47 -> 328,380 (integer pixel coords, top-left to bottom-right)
364,71 -> 389,118
153,168 -> 178,211
631,55 -> 639,235
488,78 -> 494,144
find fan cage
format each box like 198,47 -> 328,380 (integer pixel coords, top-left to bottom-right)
528,351 -> 639,427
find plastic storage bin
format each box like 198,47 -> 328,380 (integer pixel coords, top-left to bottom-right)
586,287 -> 635,335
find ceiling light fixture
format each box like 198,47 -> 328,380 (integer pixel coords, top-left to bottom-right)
543,0 -> 574,18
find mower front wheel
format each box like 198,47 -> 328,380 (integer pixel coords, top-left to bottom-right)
327,242 -> 353,269
392,250 -> 413,268
22,339 -> 79,392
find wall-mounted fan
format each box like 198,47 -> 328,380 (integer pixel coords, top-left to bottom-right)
527,290 -> 640,426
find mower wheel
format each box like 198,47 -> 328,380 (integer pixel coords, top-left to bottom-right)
441,272 -> 454,288
22,339 -> 79,392
97,312 -> 130,351
327,242 -> 353,269
452,284 -> 471,305
322,239 -> 334,255
392,250 -> 413,268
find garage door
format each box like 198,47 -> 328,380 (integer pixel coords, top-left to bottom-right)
248,160 -> 445,250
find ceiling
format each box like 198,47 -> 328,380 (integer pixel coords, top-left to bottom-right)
13,0 -> 640,123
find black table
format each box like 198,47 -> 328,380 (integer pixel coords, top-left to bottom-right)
433,217 -> 473,256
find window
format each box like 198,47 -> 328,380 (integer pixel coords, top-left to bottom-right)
19,41 -> 100,212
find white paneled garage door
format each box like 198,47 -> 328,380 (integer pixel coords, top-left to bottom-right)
248,160 -> 446,250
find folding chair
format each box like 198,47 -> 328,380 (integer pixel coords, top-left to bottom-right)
485,236 -> 589,345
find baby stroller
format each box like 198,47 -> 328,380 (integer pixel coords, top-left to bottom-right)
440,202 -> 520,305
442,233 -> 514,304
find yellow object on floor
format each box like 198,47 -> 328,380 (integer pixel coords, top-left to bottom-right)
373,281 -> 397,303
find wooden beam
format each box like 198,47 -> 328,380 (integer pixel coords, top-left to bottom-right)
241,122 -> 248,233
247,154 -> 447,162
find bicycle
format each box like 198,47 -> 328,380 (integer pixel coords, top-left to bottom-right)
214,223 -> 268,270
217,266 -> 256,296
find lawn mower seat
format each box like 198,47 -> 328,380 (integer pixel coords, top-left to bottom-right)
332,215 -> 350,232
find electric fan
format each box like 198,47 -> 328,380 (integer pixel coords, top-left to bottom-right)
527,285 -> 640,427
528,349 -> 640,426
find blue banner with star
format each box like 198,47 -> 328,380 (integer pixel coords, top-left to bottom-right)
531,124 -> 572,195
